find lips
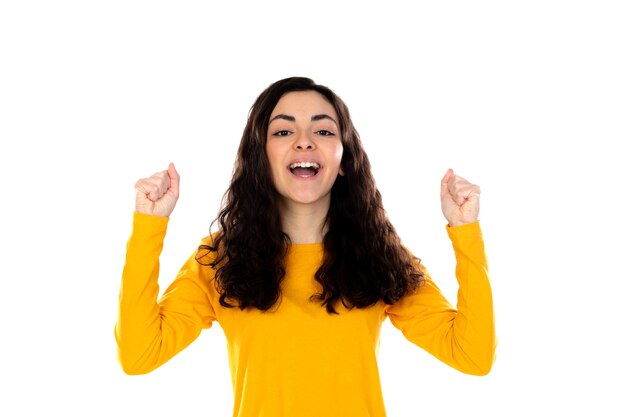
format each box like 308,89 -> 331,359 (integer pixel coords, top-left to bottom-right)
289,161 -> 320,175
287,160 -> 322,178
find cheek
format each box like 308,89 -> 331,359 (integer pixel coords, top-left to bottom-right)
333,143 -> 345,176
265,143 -> 281,170
336,145 -> 344,160
332,144 -> 344,169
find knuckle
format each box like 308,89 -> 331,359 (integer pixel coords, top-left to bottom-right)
135,179 -> 150,190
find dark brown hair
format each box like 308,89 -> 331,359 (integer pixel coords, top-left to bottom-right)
197,77 -> 424,313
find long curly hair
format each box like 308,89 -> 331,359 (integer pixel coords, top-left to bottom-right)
197,77 -> 424,314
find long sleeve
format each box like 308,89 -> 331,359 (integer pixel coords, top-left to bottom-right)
385,221 -> 496,376
114,212 -> 217,375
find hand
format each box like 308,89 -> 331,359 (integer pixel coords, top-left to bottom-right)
440,168 -> 480,227
135,163 -> 180,217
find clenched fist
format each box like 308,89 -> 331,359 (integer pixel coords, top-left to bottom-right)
135,163 -> 180,217
440,168 -> 481,227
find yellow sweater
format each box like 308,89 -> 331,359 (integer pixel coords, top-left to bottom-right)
116,212 -> 496,417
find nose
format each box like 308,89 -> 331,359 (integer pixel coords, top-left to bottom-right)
293,131 -> 316,150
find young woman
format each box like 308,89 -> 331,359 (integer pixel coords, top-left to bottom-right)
115,77 -> 496,416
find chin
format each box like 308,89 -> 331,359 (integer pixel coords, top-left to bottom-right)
284,193 -> 330,207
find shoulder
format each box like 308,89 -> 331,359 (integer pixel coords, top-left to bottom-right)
195,231 -> 222,265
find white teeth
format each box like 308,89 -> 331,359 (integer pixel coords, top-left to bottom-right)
289,162 -> 320,170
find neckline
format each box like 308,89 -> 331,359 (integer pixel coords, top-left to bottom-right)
286,242 -> 324,254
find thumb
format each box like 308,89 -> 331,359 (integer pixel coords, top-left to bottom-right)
440,168 -> 454,197
167,162 -> 180,195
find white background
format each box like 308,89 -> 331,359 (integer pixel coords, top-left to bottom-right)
1,1 -> 624,416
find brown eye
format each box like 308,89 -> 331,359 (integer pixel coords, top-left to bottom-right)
275,130 -> 291,137
316,130 -> 335,136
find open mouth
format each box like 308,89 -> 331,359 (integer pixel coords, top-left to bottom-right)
289,162 -> 320,177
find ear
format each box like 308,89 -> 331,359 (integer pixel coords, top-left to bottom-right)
339,165 -> 345,176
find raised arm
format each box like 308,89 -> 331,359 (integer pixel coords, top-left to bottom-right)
115,164 -> 216,374
386,170 -> 496,375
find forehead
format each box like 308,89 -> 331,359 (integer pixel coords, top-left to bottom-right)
270,91 -> 337,119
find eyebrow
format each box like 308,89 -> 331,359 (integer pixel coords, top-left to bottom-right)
269,113 -> 338,126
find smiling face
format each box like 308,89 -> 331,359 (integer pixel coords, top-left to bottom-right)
266,91 -> 344,212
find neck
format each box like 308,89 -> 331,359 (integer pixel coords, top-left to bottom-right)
278,198 -> 330,244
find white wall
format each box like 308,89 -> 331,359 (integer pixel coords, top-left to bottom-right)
1,1 -> 624,416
